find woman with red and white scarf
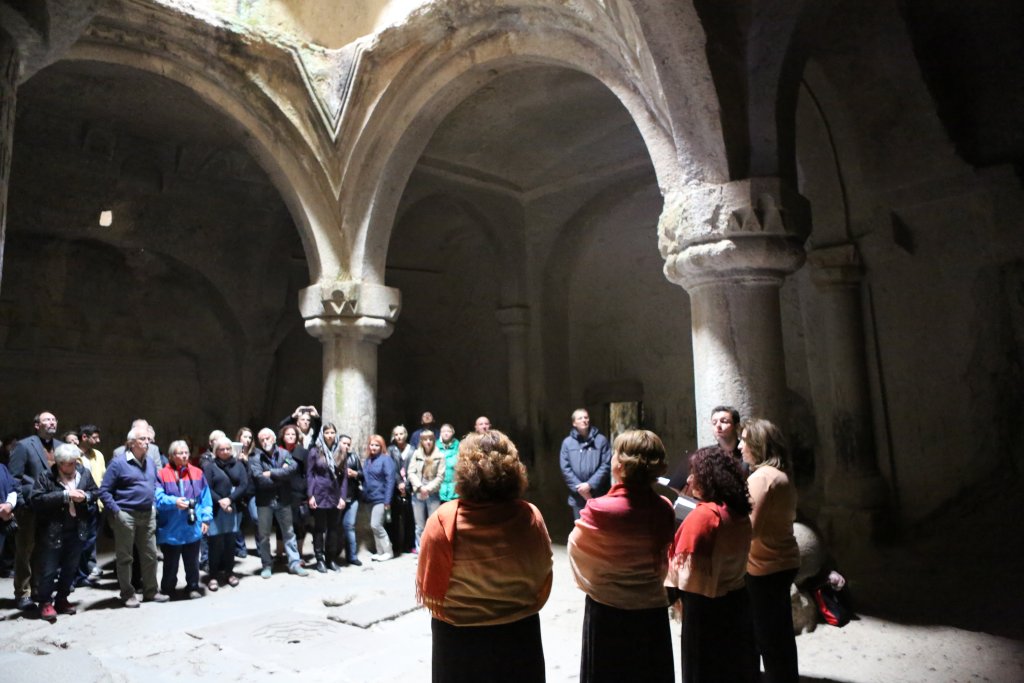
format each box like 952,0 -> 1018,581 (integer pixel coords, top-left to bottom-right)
665,446 -> 757,683
567,429 -> 676,683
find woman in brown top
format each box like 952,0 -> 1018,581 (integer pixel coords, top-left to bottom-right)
417,430 -> 553,683
740,418 -> 801,683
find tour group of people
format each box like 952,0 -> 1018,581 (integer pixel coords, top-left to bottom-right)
2,402 -> 802,683
0,407 -> 490,621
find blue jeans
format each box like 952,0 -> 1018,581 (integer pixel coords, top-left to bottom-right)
411,493 -> 441,550
38,526 -> 82,603
76,512 -> 99,583
342,499 -> 359,560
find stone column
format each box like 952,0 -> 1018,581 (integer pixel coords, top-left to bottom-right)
0,33 -> 19,292
300,280 -> 400,450
496,305 -> 530,433
808,244 -> 888,545
659,178 -> 808,442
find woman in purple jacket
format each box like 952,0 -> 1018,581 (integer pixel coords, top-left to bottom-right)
307,423 -> 347,572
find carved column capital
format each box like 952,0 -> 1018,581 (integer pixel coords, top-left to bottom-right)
808,244 -> 864,289
299,279 -> 400,343
305,316 -> 394,345
659,178 -> 808,290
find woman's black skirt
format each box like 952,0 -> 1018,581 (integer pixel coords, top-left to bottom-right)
432,613 -> 545,683
681,587 -> 757,683
581,594 -> 674,683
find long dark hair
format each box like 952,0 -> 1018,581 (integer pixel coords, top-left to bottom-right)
689,446 -> 752,516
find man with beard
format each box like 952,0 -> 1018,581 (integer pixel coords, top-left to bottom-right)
8,411 -> 59,610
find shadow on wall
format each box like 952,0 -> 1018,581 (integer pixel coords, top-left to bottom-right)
844,467 -> 1024,641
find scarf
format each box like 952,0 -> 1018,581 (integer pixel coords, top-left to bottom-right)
416,498 -> 553,626
59,469 -> 81,517
666,501 -> 751,598
315,434 -> 341,477
567,483 -> 674,609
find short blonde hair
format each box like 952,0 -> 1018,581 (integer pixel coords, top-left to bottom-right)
455,430 -> 528,503
612,429 -> 668,488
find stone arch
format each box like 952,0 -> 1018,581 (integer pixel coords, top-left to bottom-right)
62,41 -> 342,284
342,1 -> 728,285
394,187 -> 526,305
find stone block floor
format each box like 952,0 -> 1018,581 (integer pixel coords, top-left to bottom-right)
0,544 -> 1021,682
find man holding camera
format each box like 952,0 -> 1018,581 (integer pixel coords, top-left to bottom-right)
280,405 -> 322,450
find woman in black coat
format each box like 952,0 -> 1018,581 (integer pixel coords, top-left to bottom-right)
29,443 -> 99,621
202,437 -> 251,590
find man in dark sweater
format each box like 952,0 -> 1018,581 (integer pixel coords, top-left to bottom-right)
100,428 -> 169,607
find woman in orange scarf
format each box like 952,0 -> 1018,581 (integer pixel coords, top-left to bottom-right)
416,430 -> 553,683
567,429 -> 676,683
666,446 -> 757,683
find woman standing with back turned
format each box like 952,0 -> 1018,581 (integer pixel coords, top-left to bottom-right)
567,429 -> 675,683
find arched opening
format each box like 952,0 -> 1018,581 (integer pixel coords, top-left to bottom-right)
380,64 -> 691,535
1,60 -> 319,440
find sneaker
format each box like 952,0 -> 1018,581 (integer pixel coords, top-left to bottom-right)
39,603 -> 57,622
55,597 -> 77,615
122,596 -> 140,608
235,551 -> 249,559
289,565 -> 309,577
188,590 -> 203,600
371,552 -> 394,562
207,579 -> 219,592
260,567 -> 273,579
226,575 -> 239,587
88,566 -> 103,579
16,596 -> 37,611
146,593 -> 170,603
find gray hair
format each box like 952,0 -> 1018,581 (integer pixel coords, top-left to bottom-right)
126,427 -> 148,443
257,428 -> 276,442
213,436 -> 233,451
166,440 -> 190,458
54,443 -> 81,464
208,429 -> 227,445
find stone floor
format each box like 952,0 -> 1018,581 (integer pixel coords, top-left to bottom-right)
0,543 -> 1021,683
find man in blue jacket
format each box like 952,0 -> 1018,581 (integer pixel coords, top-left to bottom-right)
558,408 -> 611,521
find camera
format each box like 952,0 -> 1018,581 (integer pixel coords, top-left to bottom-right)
186,499 -> 197,525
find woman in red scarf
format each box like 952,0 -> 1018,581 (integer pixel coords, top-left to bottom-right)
666,446 -> 757,683
417,430 -> 552,683
567,429 -> 676,683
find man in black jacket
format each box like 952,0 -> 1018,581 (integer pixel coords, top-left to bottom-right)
249,428 -> 308,578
